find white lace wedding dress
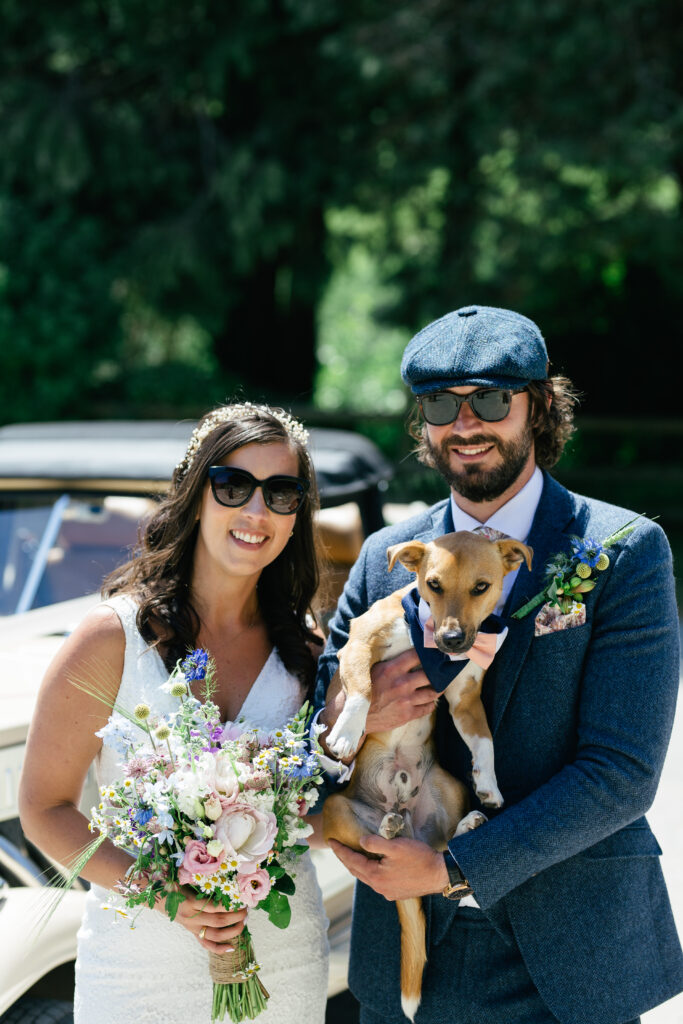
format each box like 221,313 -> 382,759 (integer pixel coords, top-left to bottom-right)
74,594 -> 329,1024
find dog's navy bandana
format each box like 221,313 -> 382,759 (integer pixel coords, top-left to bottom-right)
401,587 -> 508,694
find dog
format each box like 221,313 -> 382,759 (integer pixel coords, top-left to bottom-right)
322,530 -> 533,1021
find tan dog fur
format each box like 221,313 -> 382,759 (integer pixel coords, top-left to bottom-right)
322,531 -> 532,1021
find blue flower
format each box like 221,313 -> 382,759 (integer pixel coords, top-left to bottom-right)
170,849 -> 185,866
182,649 -> 209,681
285,753 -> 320,780
156,827 -> 176,847
156,810 -> 175,829
95,718 -> 138,757
570,537 -> 604,568
134,807 -> 154,827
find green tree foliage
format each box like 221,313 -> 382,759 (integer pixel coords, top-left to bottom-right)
0,0 -> 378,420
1,0 -> 681,422
316,0 -> 683,417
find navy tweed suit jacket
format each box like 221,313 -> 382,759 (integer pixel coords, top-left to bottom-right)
315,472 -> 683,1024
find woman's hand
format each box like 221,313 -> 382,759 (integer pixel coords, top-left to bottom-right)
160,887 -> 248,953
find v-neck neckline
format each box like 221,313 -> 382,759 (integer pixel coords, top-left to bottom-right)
145,627 -> 278,724
233,646 -> 277,723
137,598 -> 278,724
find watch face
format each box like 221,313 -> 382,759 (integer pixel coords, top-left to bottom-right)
443,881 -> 474,900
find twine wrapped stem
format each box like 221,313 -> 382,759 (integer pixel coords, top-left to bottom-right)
209,927 -> 269,1022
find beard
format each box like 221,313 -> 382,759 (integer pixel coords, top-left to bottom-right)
425,417 -> 535,503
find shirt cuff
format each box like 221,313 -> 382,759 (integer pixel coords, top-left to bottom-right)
310,708 -> 356,784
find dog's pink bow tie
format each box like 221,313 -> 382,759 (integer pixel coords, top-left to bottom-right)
419,597 -> 508,669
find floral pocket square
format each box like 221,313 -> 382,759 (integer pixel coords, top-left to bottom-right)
534,600 -> 586,636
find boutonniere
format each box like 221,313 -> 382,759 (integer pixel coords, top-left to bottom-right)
512,515 -> 646,621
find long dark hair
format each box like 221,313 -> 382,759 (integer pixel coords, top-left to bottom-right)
103,405 -> 322,695
410,375 -> 580,471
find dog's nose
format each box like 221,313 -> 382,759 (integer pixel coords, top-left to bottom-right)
439,628 -> 466,652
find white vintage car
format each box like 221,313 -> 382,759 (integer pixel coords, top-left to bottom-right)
0,420 -> 391,1023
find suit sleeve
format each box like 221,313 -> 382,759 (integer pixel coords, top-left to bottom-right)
449,521 -> 680,910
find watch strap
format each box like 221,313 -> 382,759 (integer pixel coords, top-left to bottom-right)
442,849 -> 474,901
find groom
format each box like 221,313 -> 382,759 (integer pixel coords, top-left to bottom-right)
315,305 -> 683,1024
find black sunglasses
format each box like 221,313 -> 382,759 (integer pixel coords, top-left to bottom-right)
208,467 -> 309,515
418,387 -> 526,426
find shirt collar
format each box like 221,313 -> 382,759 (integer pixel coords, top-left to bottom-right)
449,465 -> 544,543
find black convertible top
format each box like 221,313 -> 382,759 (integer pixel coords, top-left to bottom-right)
0,421 -> 393,533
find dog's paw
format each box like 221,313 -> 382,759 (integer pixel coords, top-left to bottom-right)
379,812 -> 405,840
474,783 -> 504,809
471,766 -> 504,808
454,810 -> 488,837
325,693 -> 370,760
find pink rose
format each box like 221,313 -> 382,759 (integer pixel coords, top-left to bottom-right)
237,868 -> 271,908
177,839 -> 221,885
214,802 -> 278,874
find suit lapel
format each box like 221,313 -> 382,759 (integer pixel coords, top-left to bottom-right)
410,499 -> 454,543
489,474 -> 578,735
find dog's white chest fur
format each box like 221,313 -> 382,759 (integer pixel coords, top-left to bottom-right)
380,615 -> 413,659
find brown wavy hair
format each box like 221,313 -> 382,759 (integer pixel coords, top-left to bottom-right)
410,375 -> 580,471
103,406 -> 322,696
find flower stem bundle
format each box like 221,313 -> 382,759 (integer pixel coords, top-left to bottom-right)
210,927 -> 269,1022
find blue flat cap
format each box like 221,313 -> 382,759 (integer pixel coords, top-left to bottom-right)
400,305 -> 549,394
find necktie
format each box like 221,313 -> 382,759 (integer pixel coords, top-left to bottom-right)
473,525 -> 509,541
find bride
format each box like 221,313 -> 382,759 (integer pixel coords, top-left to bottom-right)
19,403 -> 330,1023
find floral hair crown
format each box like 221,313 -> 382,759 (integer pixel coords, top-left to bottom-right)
175,402 -> 310,478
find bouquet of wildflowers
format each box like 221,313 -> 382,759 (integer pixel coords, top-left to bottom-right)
77,649 -> 323,1022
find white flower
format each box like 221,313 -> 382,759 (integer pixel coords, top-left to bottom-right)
296,821 -> 313,840
214,802 -> 278,873
280,813 -> 307,847
212,753 -> 241,798
204,794 -> 223,821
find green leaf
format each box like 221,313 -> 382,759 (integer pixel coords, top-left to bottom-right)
273,873 -> 296,896
260,889 -> 292,929
288,844 -> 309,858
164,889 -> 187,922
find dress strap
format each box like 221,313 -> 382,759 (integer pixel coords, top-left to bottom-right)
100,594 -> 169,709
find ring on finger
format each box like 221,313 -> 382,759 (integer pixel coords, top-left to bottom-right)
199,926 -> 207,941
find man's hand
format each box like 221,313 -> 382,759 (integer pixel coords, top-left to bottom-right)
328,835 -> 449,901
319,649 -> 438,761
365,649 -> 439,733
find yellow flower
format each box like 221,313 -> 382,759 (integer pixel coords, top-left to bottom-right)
134,702 -> 151,721
576,562 -> 592,579
170,680 -> 188,698
596,553 -> 610,571
154,723 -> 171,741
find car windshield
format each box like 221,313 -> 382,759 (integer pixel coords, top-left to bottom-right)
0,494 -> 157,616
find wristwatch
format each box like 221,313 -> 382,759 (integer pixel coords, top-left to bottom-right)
442,849 -> 474,901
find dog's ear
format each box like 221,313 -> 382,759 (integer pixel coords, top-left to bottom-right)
387,540 -> 427,574
496,539 -> 533,574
